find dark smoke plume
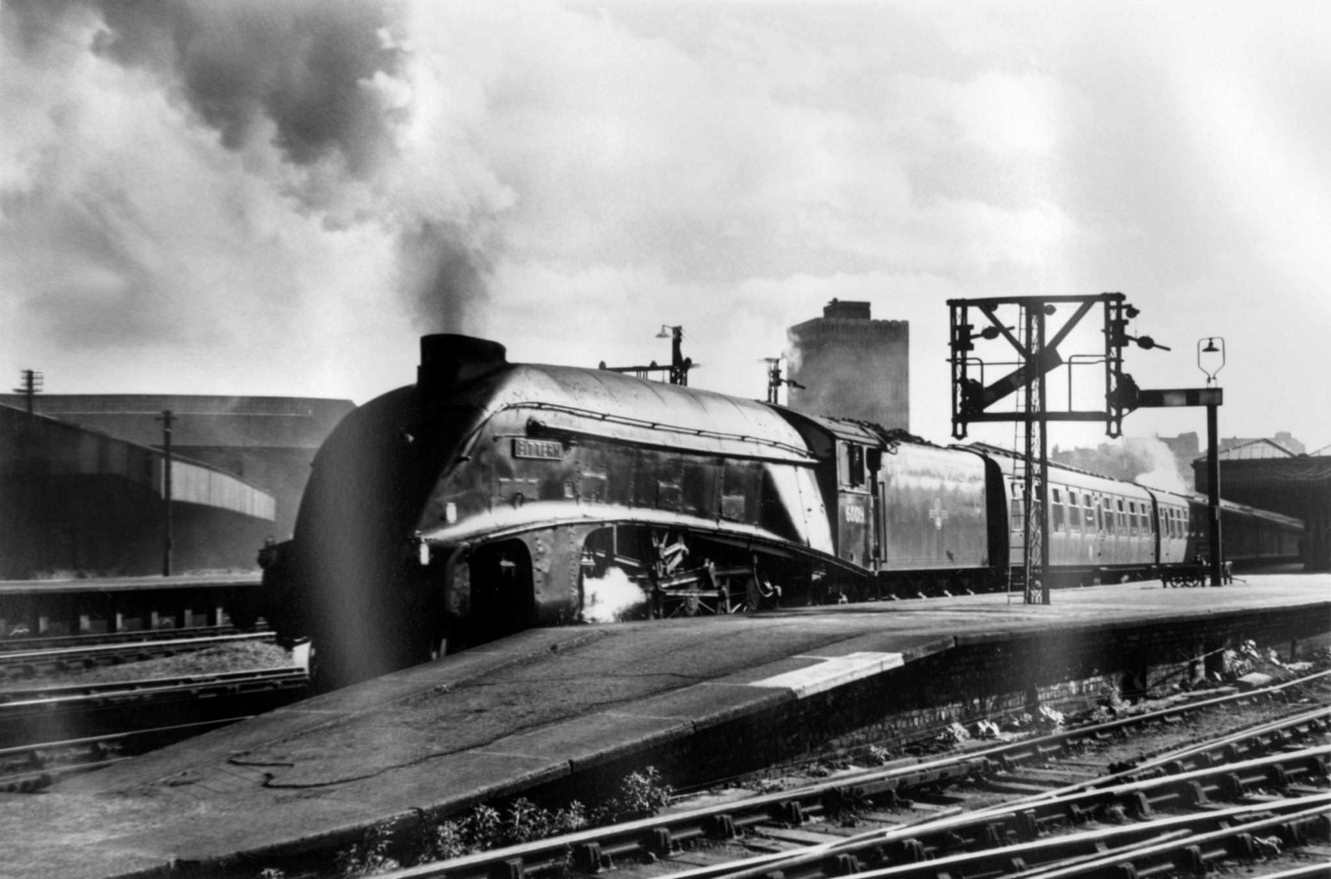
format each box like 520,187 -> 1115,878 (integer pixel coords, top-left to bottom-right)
4,0 -> 494,337
398,223 -> 491,333
87,0 -> 406,177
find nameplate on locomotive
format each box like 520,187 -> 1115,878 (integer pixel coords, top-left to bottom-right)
513,438 -> 563,460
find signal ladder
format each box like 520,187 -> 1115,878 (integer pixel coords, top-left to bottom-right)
1007,316 -> 1044,604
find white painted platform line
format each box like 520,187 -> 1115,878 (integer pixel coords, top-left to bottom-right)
748,652 -> 904,698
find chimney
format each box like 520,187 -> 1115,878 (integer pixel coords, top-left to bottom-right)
418,335 -> 508,401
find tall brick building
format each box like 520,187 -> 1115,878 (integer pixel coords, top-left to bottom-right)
785,299 -> 909,430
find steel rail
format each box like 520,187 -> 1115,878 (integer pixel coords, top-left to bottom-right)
0,624 -> 258,653
1000,798 -> 1331,879
377,794 -> 1331,879
1241,865 -> 1331,879
0,717 -> 245,762
0,667 -> 307,717
979,668 -> 1331,775
778,667 -> 1331,802
369,717 -> 1331,879
821,796 -> 1331,879
0,666 -> 304,704
0,716 -> 249,791
0,631 -> 275,673
976,702 -> 1331,815
697,744 -> 1331,879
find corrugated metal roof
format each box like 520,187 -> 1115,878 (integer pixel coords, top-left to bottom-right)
1214,438 -> 1298,460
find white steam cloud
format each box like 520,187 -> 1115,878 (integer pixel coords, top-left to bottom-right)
580,566 -> 648,623
1052,436 -> 1188,493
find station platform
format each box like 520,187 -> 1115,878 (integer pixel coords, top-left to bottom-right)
0,573 -> 261,596
0,574 -> 261,640
3,574 -> 1329,879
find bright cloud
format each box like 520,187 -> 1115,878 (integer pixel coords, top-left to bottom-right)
1,0 -> 1328,449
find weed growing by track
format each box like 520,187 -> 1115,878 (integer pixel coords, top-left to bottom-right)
305,767 -> 674,877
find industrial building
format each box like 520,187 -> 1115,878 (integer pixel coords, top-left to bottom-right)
1193,440 -> 1331,571
0,405 -> 276,579
785,299 -> 909,430
0,394 -> 352,538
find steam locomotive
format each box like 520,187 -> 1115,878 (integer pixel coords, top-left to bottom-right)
258,335 -> 1303,685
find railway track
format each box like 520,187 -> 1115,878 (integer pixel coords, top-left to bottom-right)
0,623 -> 260,653
0,630 -> 276,680
357,669 -> 1331,879
0,717 -> 248,792
0,665 -> 308,751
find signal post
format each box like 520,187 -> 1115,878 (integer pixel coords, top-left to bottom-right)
946,293 -> 1224,600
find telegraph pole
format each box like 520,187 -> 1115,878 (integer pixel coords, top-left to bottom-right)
159,409 -> 175,576
12,369 -> 42,414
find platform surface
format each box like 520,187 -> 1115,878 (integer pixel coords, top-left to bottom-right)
3,574 -> 1329,879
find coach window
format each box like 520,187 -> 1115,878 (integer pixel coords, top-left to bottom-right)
847,443 -> 865,487
1068,491 -> 1081,528
1086,495 -> 1096,532
1052,488 -> 1065,530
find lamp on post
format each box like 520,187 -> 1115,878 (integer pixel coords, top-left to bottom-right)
1197,337 -> 1225,386
1197,337 -> 1225,586
656,324 -> 691,385
599,325 -> 697,384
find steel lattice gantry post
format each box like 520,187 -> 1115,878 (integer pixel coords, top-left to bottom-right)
948,292 -> 1140,604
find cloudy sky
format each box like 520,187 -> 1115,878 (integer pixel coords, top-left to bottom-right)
2,0 -> 1328,452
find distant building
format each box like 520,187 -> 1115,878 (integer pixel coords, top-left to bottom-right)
785,299 -> 909,430
1154,430 -> 1306,491
0,405 -> 274,578
0,394 -> 352,538
1218,431 -> 1306,455
1158,432 -> 1200,466
1193,443 -> 1331,571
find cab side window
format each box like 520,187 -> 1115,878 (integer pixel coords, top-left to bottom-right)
847,444 -> 865,487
